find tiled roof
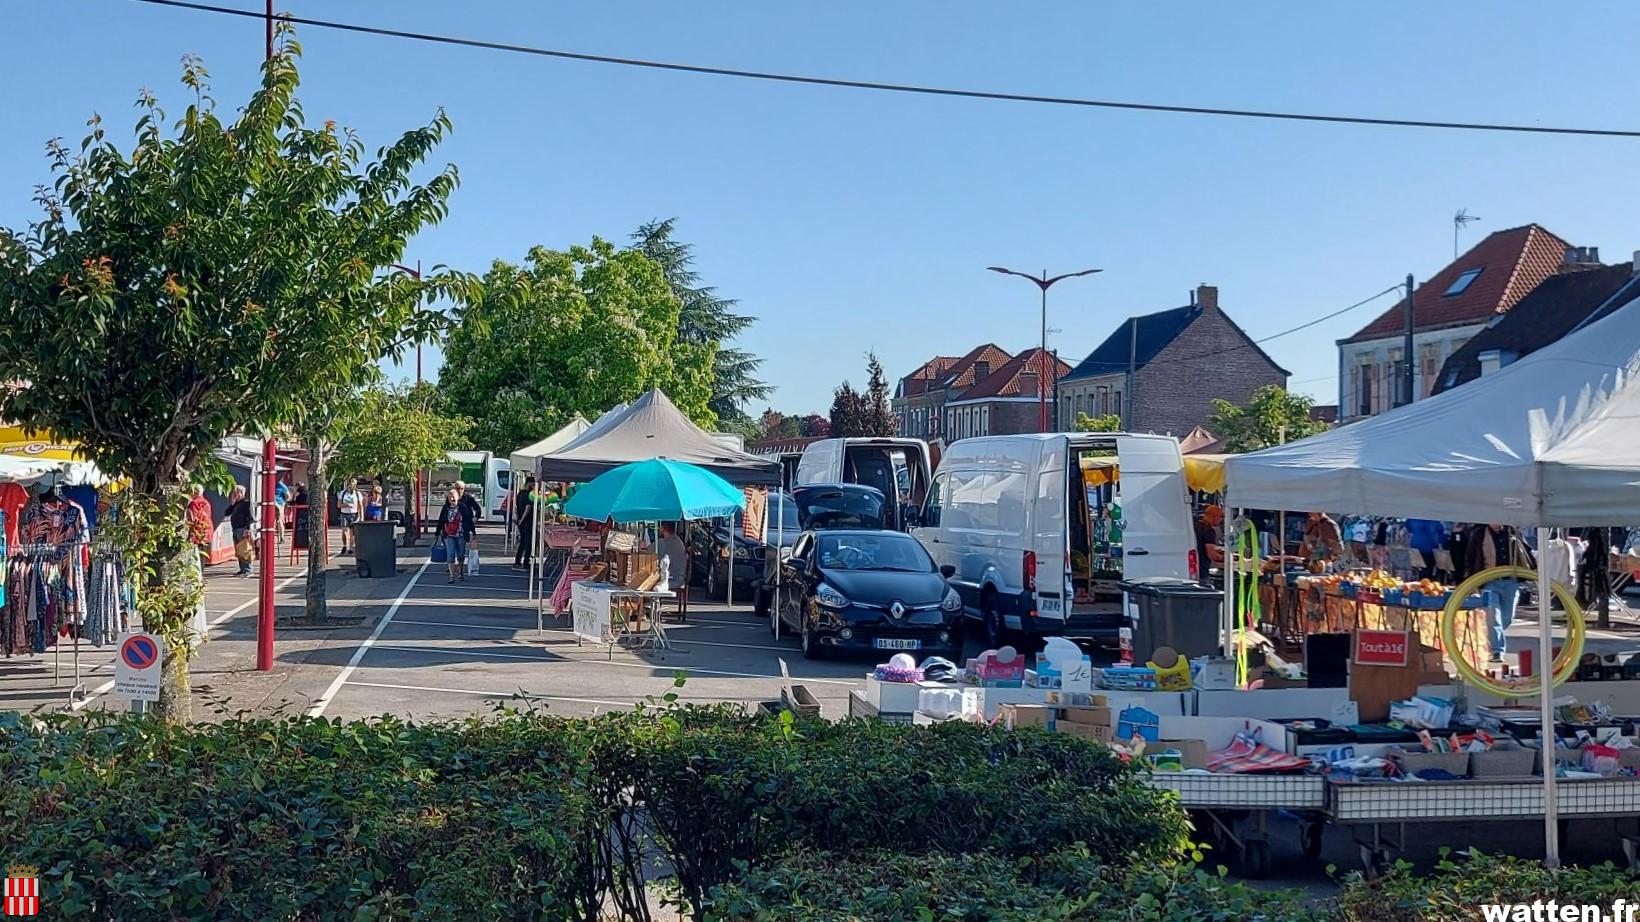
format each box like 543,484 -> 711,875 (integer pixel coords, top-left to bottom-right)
956,348 -> 1073,400
1340,224 -> 1570,344
938,344 -> 1013,393
1064,305 -> 1200,380
1433,262 -> 1640,394
896,355 -> 960,399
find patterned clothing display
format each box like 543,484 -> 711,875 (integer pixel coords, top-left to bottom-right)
83,553 -> 133,647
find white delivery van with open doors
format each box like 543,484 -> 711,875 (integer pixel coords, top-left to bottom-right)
912,432 -> 1194,647
794,437 -> 932,531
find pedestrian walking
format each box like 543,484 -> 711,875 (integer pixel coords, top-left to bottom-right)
435,488 -> 471,584
337,479 -> 362,555
186,485 -> 214,563
227,486 -> 255,577
455,481 -> 481,575
274,476 -> 291,544
365,484 -> 386,522
1464,523 -> 1534,661
512,476 -> 536,570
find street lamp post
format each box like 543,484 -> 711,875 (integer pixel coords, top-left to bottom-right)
987,266 -> 1101,431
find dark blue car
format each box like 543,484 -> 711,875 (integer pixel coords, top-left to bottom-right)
775,528 -> 962,660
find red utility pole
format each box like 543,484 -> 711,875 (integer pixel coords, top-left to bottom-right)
256,0 -> 277,672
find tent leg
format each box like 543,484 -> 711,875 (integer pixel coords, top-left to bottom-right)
1538,525 -> 1560,868
1222,508 -> 1237,657
726,515 -> 735,611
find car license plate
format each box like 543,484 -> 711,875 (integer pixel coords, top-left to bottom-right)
874,638 -> 921,650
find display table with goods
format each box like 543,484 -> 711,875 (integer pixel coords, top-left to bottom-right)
1261,569 -> 1493,670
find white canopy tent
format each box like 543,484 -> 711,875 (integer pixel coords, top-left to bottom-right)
1224,297 -> 1640,868
509,417 -> 591,479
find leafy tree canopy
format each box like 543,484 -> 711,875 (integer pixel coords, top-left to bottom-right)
330,383 -> 472,483
1074,412 -> 1123,433
829,381 -> 867,438
0,32 -> 462,717
441,238 -> 716,451
0,40 -> 462,493
632,218 -> 768,425
860,353 -> 898,437
1207,385 -> 1329,453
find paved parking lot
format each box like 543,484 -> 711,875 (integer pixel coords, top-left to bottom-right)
306,534 -> 872,721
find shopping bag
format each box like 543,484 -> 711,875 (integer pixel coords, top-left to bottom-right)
429,543 -> 448,563
467,547 -> 481,575
234,537 -> 255,564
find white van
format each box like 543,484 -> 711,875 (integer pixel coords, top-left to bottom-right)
428,451 -> 511,523
912,432 -> 1195,647
794,437 -> 932,530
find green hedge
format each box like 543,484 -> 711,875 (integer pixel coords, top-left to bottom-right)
1333,850 -> 1640,921
1,707 -> 1189,920
703,848 -> 1322,922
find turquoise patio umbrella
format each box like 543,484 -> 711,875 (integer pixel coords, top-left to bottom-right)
563,459 -> 746,523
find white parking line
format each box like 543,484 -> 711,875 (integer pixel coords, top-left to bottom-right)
344,680 -> 629,707
307,561 -> 430,718
72,568 -> 312,711
393,618 -> 797,654
368,642 -> 858,685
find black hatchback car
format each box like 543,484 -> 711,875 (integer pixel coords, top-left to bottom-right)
776,529 -> 962,660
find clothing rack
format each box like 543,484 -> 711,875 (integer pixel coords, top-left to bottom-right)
4,537 -> 130,706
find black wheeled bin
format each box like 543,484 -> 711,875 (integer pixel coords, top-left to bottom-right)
1119,577 -> 1223,663
352,520 -> 398,579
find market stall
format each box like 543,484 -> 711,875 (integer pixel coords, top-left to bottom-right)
1223,296 -> 1640,869
562,458 -> 746,654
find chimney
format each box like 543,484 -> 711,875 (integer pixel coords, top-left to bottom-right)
1195,284 -> 1218,311
972,361 -> 990,380
1562,246 -> 1601,269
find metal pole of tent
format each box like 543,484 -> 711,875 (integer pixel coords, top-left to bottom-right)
774,475 -> 784,640
1537,525 -> 1560,868
1223,509 -> 1236,657
726,512 -> 735,611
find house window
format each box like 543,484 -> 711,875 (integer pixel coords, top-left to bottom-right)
1444,268 -> 1483,297
1358,365 -> 1374,416
1112,390 -> 1122,421
981,406 -> 990,435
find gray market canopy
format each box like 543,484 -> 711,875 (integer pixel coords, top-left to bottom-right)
535,389 -> 781,487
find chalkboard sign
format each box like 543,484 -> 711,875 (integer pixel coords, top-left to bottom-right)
291,504 -> 311,550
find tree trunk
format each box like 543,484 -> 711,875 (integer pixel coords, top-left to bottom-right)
305,436 -> 330,625
154,537 -> 198,723
112,484 -> 198,723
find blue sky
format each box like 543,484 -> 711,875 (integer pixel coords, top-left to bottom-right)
5,2 -> 1639,422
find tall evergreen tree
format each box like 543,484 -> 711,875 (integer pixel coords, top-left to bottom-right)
862,352 -> 898,436
632,218 -> 770,425
829,382 -> 867,437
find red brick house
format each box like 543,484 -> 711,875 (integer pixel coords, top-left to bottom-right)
1337,224 -> 1573,420
941,349 -> 1073,439
1057,284 -> 1287,436
893,344 -> 1011,440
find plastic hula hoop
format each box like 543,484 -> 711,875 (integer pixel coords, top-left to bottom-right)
1439,564 -> 1585,698
1235,519 -> 1260,688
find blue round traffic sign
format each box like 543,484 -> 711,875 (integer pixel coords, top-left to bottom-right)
120,635 -> 159,670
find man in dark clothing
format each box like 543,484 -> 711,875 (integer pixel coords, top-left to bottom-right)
1194,505 -> 1224,581
455,482 -> 482,575
512,477 -> 537,570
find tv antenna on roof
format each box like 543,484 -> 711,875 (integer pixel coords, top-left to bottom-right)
1454,208 -> 1481,259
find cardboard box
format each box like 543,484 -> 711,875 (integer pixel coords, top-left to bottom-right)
866,676 -> 923,714
961,685 -> 1048,721
1056,705 -> 1113,727
1047,691 -> 1108,707
1057,720 -> 1112,743
1156,738 -> 1209,769
1002,703 -> 1054,730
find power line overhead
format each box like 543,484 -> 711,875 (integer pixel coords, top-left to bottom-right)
132,0 -> 1640,139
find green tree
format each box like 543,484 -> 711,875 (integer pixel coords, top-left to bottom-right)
1074,412 -> 1123,433
860,353 -> 898,436
331,383 -> 472,482
0,37 -> 461,718
829,382 -> 866,437
1207,385 -> 1329,453
800,414 -> 831,438
757,409 -> 801,441
441,239 -> 716,451
632,218 -> 769,425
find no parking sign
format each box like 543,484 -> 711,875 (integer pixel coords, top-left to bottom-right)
114,632 -> 163,702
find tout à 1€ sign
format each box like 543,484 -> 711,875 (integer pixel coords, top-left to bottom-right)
1352,628 -> 1410,668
